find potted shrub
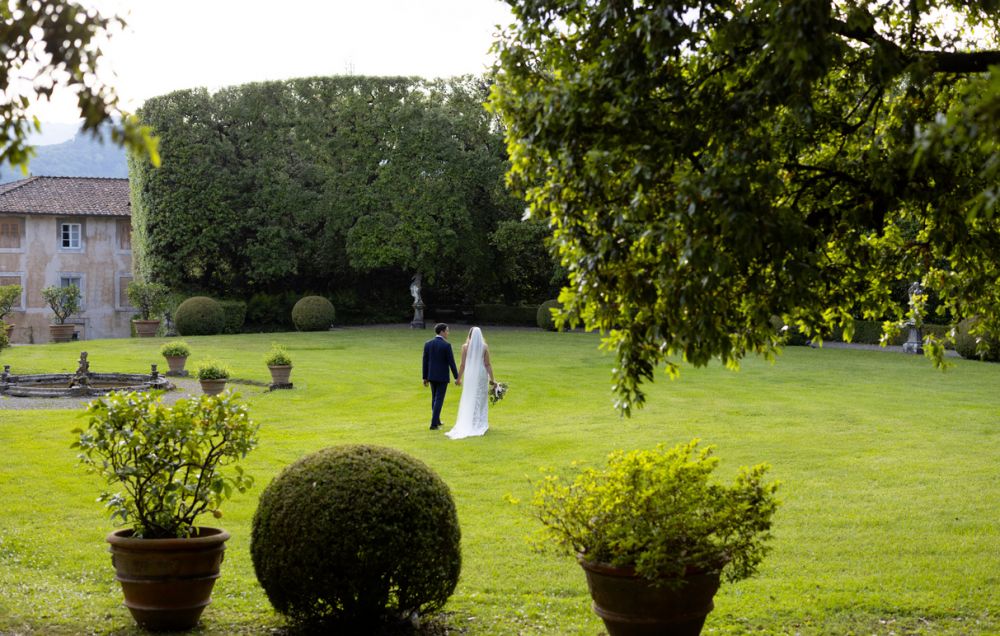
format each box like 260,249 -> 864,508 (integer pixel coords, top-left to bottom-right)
41,284 -> 81,343
264,344 -> 292,389
127,281 -> 169,337
72,391 -> 257,631
195,359 -> 231,395
532,439 -> 780,636
0,283 -> 20,339
160,340 -> 191,376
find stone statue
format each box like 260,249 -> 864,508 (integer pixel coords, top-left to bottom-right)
903,281 -> 924,354
410,273 -> 423,305
69,351 -> 90,387
410,273 -> 425,329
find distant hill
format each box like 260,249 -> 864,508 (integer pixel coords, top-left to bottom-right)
0,124 -> 128,184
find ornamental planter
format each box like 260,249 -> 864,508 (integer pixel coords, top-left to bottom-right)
578,559 -> 722,636
132,319 -> 161,338
107,527 -> 230,631
267,364 -> 292,389
48,323 -> 76,343
199,379 -> 227,396
164,355 -> 189,376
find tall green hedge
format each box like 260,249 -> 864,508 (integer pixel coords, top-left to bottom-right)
130,76 -> 555,311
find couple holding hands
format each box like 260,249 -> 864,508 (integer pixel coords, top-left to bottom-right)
422,323 -> 495,439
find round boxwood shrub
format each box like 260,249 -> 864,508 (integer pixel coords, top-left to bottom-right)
954,318 -> 1000,361
291,295 -> 336,331
536,299 -> 561,331
251,445 -> 461,629
174,296 -> 225,336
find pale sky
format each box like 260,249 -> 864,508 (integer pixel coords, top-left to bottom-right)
31,0 -> 515,124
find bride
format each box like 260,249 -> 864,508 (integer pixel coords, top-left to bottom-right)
446,327 -> 495,439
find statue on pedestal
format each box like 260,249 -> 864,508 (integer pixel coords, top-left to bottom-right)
902,281 -> 924,354
410,273 -> 425,329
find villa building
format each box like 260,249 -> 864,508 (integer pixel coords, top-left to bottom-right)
0,176 -> 134,343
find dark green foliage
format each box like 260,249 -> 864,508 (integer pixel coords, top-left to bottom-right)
292,296 -> 335,332
770,316 -> 810,347
129,76 -> 540,310
954,318 -> 1000,362
0,323 -> 8,353
490,0 -> 1000,413
246,292 -> 298,330
174,296 -> 225,336
218,300 -> 247,335
250,445 -> 461,629
489,218 -> 564,304
475,304 -> 539,326
537,300 -> 561,331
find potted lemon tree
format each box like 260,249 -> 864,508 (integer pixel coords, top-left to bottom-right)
264,344 -> 292,389
533,439 -> 780,636
196,359 -> 231,395
41,284 -> 81,342
73,391 -> 258,630
0,283 -> 20,340
126,281 -> 169,337
160,340 -> 191,376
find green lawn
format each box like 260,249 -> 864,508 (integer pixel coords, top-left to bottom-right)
1,327 -> 998,635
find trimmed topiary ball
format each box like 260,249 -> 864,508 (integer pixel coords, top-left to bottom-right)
174,296 -> 225,336
251,445 -> 461,630
291,295 -> 335,331
536,299 -> 561,331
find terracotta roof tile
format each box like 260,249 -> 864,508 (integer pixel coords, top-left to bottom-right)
0,176 -> 130,217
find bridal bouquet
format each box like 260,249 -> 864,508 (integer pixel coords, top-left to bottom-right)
489,381 -> 509,405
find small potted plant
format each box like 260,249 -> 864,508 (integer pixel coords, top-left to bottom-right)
160,340 -> 191,376
72,391 -> 258,630
0,283 -> 20,340
195,359 -> 231,395
532,439 -> 780,636
41,284 -> 81,343
127,281 -> 169,337
263,344 -> 292,389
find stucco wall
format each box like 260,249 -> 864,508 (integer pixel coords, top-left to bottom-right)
0,214 -> 133,343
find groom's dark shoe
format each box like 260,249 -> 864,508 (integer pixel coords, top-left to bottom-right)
429,424 -> 440,430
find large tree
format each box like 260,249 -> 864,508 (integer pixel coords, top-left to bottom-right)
131,76 -> 533,311
0,1 -> 157,176
490,0 -> 1000,413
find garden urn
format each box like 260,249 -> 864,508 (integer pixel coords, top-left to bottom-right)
48,323 -> 76,343
267,364 -> 292,388
578,559 -> 721,636
199,379 -> 227,396
164,356 -> 188,376
107,527 -> 230,631
132,319 -> 161,338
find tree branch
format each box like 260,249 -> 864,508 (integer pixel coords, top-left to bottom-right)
829,17 -> 1000,74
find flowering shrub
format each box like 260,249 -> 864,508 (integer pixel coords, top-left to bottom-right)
73,391 -> 258,538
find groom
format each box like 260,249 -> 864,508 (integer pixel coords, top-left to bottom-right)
422,323 -> 460,430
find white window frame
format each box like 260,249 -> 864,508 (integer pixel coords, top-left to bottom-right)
57,272 -> 86,312
0,272 -> 26,310
59,221 -> 83,251
115,272 -> 135,312
0,216 -> 25,253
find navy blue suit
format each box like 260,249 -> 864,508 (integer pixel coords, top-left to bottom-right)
423,335 -> 458,428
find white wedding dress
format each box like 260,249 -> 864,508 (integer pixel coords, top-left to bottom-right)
446,328 -> 489,439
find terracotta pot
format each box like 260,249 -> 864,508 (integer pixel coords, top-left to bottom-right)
107,527 -> 230,631
267,364 -> 292,386
199,378 -> 227,396
48,323 -> 76,343
132,319 -> 161,338
164,355 -> 188,376
578,559 -> 721,636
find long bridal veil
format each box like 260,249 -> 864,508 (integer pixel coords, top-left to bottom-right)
447,327 -> 489,439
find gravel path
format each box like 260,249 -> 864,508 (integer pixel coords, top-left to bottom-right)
0,377 -> 268,411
